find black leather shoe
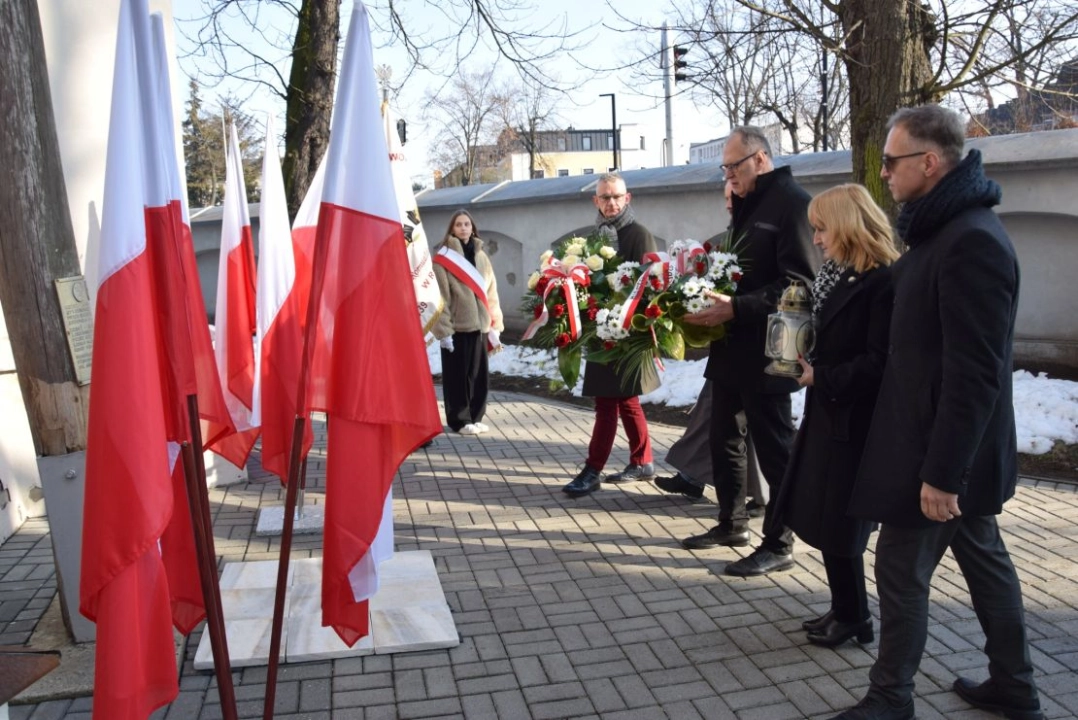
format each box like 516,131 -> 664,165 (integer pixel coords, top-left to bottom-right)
746,499 -> 765,518
606,462 -> 656,483
655,473 -> 704,499
807,616 -> 873,647
725,547 -> 794,576
681,525 -> 750,550
802,609 -> 834,632
563,466 -> 602,497
953,677 -> 1044,720
830,695 -> 915,720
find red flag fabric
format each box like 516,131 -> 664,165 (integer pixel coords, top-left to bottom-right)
80,1 -> 180,716
210,120 -> 261,467
255,114 -> 314,482
304,1 -> 441,645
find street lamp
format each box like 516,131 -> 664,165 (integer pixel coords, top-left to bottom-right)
599,93 -> 618,170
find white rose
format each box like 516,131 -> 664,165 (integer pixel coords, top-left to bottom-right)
585,254 -> 604,271
599,245 -> 616,259
539,250 -> 554,266
565,243 -> 585,256
562,254 -> 580,266
527,271 -> 541,290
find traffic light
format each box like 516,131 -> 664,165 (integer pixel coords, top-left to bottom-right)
673,45 -> 689,83
397,118 -> 407,145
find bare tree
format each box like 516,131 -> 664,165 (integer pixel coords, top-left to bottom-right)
493,79 -> 562,179
424,67 -> 505,186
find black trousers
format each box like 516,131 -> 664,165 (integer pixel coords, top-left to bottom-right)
441,330 -> 488,431
869,514 -> 1038,706
823,552 -> 869,623
709,381 -> 795,553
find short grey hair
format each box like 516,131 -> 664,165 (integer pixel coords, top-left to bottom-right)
597,171 -> 624,186
887,105 -> 965,168
729,126 -> 772,156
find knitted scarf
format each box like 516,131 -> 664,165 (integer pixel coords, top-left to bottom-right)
895,149 -> 1002,248
811,259 -> 846,319
595,203 -> 637,245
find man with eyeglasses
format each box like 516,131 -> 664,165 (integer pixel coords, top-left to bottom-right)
676,126 -> 818,579
830,106 -> 1042,720
563,172 -> 659,497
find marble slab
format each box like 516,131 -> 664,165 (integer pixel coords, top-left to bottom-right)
255,505 -> 325,536
195,550 -> 457,669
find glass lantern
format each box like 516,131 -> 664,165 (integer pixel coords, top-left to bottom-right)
764,280 -> 815,377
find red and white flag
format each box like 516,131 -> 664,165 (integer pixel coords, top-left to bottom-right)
304,0 -> 441,645
255,114 -> 314,482
210,120 -> 261,467
81,1 -> 179,716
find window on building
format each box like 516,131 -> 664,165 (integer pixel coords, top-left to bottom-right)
607,134 -> 614,150
582,136 -> 592,150
640,136 -> 646,150
558,137 -> 566,151
583,168 -> 594,175
557,168 -> 570,177
531,169 -> 545,179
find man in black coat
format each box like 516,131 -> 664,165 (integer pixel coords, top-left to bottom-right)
832,105 -> 1043,720
676,127 -> 819,578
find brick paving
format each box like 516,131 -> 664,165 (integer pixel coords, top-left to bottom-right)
2,390 -> 1077,719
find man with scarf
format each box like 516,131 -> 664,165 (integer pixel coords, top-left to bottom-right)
563,173 -> 660,497
678,127 -> 818,580
832,105 -> 1043,720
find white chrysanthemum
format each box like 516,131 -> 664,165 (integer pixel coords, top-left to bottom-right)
596,303 -> 631,341
726,264 -> 743,281
599,245 -> 617,259
585,254 -> 604,271
686,297 -> 709,313
612,262 -> 640,290
596,308 -> 611,324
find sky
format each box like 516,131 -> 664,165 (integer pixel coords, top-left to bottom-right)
426,343 -> 1078,457
171,0 -> 726,187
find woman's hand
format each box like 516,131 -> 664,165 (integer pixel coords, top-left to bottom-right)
797,355 -> 814,387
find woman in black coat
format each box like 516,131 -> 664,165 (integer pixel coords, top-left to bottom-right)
777,184 -> 898,647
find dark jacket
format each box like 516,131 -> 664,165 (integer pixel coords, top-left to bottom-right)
704,165 -> 819,393
777,265 -> 892,556
583,220 -> 661,397
849,153 -> 1019,528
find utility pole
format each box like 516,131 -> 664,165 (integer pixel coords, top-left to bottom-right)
662,23 -> 674,166
599,92 -> 618,170
0,0 -> 94,640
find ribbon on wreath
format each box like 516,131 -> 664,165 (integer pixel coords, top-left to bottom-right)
670,241 -> 708,276
521,258 -> 590,341
615,252 -> 675,330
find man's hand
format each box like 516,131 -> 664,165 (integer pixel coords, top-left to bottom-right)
920,482 -> 961,523
683,291 -> 735,327
796,356 -> 814,387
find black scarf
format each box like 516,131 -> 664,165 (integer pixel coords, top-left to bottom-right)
595,203 -> 637,245
895,149 -> 1001,247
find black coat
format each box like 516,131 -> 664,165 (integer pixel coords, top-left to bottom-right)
777,265 -> 892,556
583,220 -> 661,398
704,166 -> 820,393
849,207 -> 1021,528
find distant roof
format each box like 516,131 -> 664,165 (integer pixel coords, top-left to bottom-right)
189,203 -> 261,224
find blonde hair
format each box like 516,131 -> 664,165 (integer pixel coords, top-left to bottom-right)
808,184 -> 899,272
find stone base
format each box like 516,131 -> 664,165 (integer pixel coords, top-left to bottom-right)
204,450 -> 247,488
255,505 -> 325,536
194,551 -> 458,669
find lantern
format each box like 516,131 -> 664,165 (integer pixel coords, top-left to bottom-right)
764,280 -> 815,377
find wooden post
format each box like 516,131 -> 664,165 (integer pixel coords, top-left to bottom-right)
0,0 -> 91,638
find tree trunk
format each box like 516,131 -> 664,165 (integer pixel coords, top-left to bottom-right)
0,0 -> 89,457
840,0 -> 935,216
282,0 -> 340,220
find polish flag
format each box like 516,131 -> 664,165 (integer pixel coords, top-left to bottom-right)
304,0 -> 441,645
80,1 -> 179,716
210,120 -> 261,467
255,114 -> 313,482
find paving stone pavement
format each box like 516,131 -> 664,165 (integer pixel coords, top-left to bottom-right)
2,390 -> 1077,719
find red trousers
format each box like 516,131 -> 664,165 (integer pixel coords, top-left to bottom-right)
586,396 -> 653,471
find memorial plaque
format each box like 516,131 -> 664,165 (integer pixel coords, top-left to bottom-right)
54,276 -> 93,385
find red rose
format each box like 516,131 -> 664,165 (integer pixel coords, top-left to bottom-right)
603,340 -> 616,350
555,333 -> 571,348
649,276 -> 662,290
536,277 -> 549,293
703,241 -> 713,252
532,304 -> 544,318
553,303 -> 566,318
645,305 -> 662,318
587,295 -> 597,307
586,307 -> 598,321
694,261 -> 707,275
731,271 -> 743,282
620,275 -> 632,286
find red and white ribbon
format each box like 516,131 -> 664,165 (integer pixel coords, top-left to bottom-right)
670,241 -> 708,275
617,252 -> 675,330
434,245 -> 493,326
522,258 -> 589,341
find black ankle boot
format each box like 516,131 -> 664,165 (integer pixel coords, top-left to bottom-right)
807,616 -> 873,647
802,609 -> 834,633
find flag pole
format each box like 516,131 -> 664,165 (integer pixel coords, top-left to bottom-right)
182,396 -> 238,720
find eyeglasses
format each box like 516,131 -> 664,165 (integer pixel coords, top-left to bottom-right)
596,193 -> 626,201
720,151 -> 759,173
881,151 -> 928,172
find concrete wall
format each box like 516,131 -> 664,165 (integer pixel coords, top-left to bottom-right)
414,130 -> 1078,371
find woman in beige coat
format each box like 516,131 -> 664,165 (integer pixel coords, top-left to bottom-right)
432,210 -> 504,435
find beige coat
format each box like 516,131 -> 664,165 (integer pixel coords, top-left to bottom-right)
432,236 -> 504,340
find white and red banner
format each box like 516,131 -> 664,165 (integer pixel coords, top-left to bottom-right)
210,120 -> 261,467
257,115 -> 315,483
303,0 -> 441,645
81,2 -> 182,716
383,102 -> 442,337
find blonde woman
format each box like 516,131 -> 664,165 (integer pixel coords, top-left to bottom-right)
776,183 -> 899,647
432,210 -> 504,435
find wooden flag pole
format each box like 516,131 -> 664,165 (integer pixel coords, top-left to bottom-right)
182,395 -> 238,720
